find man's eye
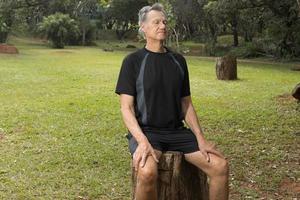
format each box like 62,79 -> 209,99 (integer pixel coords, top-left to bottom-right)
154,20 -> 159,24
163,20 -> 167,25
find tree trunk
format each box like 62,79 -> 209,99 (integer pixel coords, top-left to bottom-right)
0,32 -> 8,43
131,151 -> 209,200
171,27 -> 180,51
244,31 -> 250,42
82,27 -> 86,45
231,14 -> 239,47
216,55 -> 237,80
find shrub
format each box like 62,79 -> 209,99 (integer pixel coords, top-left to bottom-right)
229,42 -> 263,58
38,13 -> 79,48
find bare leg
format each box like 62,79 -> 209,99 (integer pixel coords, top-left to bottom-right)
184,151 -> 229,200
134,150 -> 162,200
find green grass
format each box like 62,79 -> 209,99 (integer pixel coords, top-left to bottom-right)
0,37 -> 299,199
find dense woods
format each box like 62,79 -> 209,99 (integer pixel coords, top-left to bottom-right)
1,0 -> 299,58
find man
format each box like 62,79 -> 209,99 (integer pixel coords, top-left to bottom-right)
115,3 -> 229,200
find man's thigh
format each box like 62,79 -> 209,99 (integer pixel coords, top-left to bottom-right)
184,150 -> 228,176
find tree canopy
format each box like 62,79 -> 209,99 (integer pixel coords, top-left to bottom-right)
0,0 -> 299,58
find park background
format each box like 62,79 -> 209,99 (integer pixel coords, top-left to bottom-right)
0,0 -> 299,199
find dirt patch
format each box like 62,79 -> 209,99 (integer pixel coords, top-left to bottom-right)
0,44 -> 19,54
12,126 -> 26,134
275,93 -> 299,113
276,93 -> 296,103
279,178 -> 300,196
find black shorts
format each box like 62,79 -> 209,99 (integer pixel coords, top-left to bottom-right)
126,127 -> 200,156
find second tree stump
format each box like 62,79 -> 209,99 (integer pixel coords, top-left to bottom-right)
216,55 -> 237,80
131,151 -> 209,200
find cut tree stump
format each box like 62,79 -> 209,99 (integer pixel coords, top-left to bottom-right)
131,151 -> 209,200
0,44 -> 19,54
292,83 -> 300,100
216,55 -> 237,80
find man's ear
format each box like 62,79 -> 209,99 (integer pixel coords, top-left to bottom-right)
140,24 -> 145,33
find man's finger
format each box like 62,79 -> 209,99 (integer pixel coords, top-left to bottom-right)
200,150 -> 209,162
151,151 -> 159,163
206,152 -> 211,162
134,154 -> 141,171
140,153 -> 147,168
208,148 -> 225,159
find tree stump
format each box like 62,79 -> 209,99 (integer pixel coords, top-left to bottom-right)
131,151 -> 209,200
0,44 -> 19,54
292,83 -> 300,100
216,55 -> 237,80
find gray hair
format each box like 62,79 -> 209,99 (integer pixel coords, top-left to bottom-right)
138,3 -> 167,37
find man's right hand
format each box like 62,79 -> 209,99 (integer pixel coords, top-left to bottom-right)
133,139 -> 159,171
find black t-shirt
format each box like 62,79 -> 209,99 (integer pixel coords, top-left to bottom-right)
115,46 -> 191,130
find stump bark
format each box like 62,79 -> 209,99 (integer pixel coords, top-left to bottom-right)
0,44 -> 19,54
131,151 -> 209,200
292,83 -> 300,100
216,55 -> 237,80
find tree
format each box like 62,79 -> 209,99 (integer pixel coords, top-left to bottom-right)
109,0 -> 148,40
204,0 -> 242,47
203,1 -> 222,44
152,0 -> 179,49
73,0 -> 100,45
171,0 -> 204,40
268,0 -> 300,57
38,13 -> 79,48
0,17 -> 10,43
0,1 -> 16,42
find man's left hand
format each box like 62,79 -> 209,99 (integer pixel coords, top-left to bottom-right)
198,140 -> 225,162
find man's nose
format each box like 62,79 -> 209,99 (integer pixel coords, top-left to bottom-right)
159,22 -> 166,29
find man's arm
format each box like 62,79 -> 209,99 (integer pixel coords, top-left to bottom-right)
181,96 -> 205,142
181,96 -> 224,161
120,94 -> 158,169
120,94 -> 147,144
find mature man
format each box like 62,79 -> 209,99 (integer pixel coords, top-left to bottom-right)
115,3 -> 229,200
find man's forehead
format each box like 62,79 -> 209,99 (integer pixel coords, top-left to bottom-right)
146,10 -> 166,21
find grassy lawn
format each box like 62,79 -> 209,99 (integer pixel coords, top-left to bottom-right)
0,37 -> 299,199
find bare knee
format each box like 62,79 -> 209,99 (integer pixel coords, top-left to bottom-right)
137,166 -> 158,184
211,157 -> 229,177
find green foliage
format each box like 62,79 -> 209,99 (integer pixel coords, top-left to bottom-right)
204,35 -> 267,58
204,41 -> 217,56
264,5 -> 300,58
108,0 -> 148,40
72,0 -> 100,45
0,17 -> 10,43
1,0 -> 300,58
228,43 -> 263,58
38,13 -> 79,48
0,0 -> 15,43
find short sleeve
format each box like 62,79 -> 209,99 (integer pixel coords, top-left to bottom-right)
115,55 -> 136,96
180,56 -> 191,97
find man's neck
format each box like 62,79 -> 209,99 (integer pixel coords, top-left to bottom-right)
145,40 -> 166,53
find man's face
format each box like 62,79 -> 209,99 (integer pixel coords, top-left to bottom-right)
141,10 -> 168,41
